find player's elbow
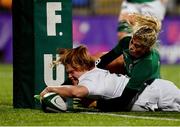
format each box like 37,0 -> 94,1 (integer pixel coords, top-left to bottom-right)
71,87 -> 88,98
71,90 -> 83,98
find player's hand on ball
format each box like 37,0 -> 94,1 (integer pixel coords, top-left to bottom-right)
40,87 -> 49,98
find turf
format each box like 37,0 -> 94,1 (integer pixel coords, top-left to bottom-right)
0,64 -> 180,126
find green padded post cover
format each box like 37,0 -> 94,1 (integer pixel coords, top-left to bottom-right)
13,0 -> 72,108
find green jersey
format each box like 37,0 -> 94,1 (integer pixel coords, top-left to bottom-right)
97,36 -> 161,91
123,49 -> 160,90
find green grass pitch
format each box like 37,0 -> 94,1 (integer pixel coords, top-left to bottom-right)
0,64 -> 180,126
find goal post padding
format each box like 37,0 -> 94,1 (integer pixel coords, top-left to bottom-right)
13,0 -> 72,108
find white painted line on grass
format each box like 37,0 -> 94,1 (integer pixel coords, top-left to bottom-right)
81,112 -> 180,122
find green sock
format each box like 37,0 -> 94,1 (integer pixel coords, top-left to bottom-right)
34,95 -> 41,103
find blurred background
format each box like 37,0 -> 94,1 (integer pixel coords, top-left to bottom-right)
0,0 -> 180,64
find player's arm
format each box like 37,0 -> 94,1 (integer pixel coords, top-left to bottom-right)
96,36 -> 131,69
40,85 -> 89,98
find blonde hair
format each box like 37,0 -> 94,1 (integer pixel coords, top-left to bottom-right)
57,46 -> 95,71
129,13 -> 162,47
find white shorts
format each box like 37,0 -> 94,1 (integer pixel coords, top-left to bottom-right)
134,79 -> 180,112
119,0 -> 167,21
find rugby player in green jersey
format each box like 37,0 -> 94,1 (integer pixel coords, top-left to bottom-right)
96,13 -> 162,111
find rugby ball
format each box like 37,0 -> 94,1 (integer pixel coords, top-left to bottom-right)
41,92 -> 67,113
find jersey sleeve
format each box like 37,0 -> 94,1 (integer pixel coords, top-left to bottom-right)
97,36 -> 131,69
78,78 -> 96,96
126,60 -> 153,90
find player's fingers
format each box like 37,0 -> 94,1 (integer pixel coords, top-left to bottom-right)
40,88 -> 48,98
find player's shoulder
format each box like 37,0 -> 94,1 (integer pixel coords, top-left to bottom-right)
88,67 -> 108,75
79,68 -> 102,80
141,48 -> 159,60
148,48 -> 160,60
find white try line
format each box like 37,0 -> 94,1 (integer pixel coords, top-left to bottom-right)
81,112 -> 180,122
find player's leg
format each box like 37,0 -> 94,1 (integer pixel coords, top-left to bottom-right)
133,82 -> 160,111
140,0 -> 167,21
131,104 -> 149,111
117,1 -> 139,40
156,79 -> 180,111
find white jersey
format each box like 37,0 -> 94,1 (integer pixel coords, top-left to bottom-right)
78,68 -> 129,99
78,67 -> 180,111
